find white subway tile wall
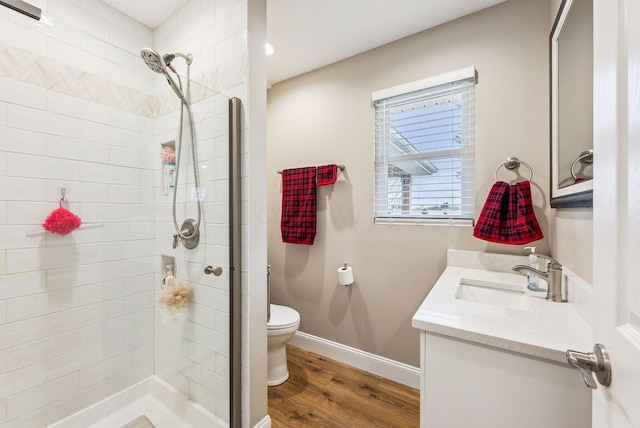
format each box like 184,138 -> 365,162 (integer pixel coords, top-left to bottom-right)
0,0 -> 247,425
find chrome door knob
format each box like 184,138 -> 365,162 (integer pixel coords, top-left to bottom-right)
204,265 -> 223,276
566,343 -> 612,389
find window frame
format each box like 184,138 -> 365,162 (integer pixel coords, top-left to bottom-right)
372,67 -> 477,226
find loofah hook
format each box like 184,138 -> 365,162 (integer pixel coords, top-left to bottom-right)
42,188 -> 82,236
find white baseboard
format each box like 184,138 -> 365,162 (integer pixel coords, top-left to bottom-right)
289,331 -> 420,389
253,415 -> 272,428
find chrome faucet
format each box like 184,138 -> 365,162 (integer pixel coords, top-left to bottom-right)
512,253 -> 565,302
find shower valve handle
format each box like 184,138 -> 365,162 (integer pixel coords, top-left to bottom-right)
204,265 -> 223,276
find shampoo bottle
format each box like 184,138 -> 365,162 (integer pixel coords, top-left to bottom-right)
524,246 -> 539,291
163,265 -> 175,288
164,162 -> 176,193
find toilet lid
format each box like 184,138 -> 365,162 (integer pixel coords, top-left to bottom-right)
268,304 -> 300,330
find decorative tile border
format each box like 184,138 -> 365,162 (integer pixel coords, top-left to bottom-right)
0,42 -> 248,118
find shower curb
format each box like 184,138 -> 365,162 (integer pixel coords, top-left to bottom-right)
48,376 -> 224,428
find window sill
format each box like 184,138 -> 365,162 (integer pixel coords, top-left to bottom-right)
374,217 -> 474,227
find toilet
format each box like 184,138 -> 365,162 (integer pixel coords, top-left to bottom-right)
267,304 -> 301,386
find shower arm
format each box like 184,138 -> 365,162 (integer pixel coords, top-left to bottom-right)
173,52 -> 193,65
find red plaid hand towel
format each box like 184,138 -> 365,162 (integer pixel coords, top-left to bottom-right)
316,164 -> 338,186
473,181 -> 543,245
281,167 -> 317,245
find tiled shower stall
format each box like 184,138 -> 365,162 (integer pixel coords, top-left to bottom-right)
0,0 -> 249,426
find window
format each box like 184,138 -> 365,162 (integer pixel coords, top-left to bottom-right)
373,67 -> 476,225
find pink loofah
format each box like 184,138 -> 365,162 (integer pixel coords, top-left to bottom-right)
161,146 -> 176,165
43,207 -> 82,236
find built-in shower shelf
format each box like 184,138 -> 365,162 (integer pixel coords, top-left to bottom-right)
161,141 -> 176,196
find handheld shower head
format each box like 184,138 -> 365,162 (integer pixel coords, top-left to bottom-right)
140,47 -> 188,103
140,48 -> 166,73
140,48 -> 193,73
140,47 -> 201,247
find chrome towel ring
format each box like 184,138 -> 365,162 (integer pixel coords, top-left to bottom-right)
570,150 -> 594,180
494,157 -> 533,182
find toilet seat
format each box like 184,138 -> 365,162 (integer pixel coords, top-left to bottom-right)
268,304 -> 300,331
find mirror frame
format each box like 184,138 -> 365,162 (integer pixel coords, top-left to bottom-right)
550,0 -> 593,208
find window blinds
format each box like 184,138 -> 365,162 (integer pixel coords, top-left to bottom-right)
373,68 -> 476,224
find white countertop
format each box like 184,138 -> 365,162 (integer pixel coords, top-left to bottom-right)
412,252 -> 593,364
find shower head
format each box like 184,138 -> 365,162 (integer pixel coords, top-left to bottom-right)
140,48 -> 166,74
140,47 -> 188,103
141,48 -> 193,72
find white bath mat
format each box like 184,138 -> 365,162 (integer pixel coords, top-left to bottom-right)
121,415 -> 156,428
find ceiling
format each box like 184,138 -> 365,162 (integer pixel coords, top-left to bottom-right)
101,0 -> 507,86
100,0 -> 191,29
266,0 -> 506,85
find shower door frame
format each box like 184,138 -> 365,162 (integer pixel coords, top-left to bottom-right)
229,97 -> 242,427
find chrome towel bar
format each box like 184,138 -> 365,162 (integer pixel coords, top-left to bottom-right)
277,164 -> 345,174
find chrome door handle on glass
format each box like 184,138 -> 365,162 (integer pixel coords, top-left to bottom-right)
204,265 -> 223,276
566,343 -> 611,389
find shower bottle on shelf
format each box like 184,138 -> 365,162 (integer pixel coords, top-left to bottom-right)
163,265 -> 175,288
164,162 -> 176,193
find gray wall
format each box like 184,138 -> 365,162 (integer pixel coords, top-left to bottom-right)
266,0 -> 551,366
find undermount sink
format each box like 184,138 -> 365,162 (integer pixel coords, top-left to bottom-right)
455,278 -> 532,310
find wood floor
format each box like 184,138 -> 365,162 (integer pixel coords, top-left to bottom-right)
268,345 -> 420,427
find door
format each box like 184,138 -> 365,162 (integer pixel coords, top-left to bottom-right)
155,79 -> 237,426
592,0 -> 640,425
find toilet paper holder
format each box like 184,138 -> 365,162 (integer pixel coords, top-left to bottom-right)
338,262 -> 354,286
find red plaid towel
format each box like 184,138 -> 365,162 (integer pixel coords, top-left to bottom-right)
281,167 -> 317,245
473,181 -> 543,245
317,164 -> 338,186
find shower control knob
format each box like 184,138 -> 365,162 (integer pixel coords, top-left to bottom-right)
204,265 -> 223,276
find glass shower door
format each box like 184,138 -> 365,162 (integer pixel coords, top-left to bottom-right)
154,80 -> 239,426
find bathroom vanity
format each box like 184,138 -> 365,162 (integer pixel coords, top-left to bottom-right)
413,250 -> 592,428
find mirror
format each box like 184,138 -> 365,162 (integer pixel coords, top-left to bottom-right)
550,0 -> 593,207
